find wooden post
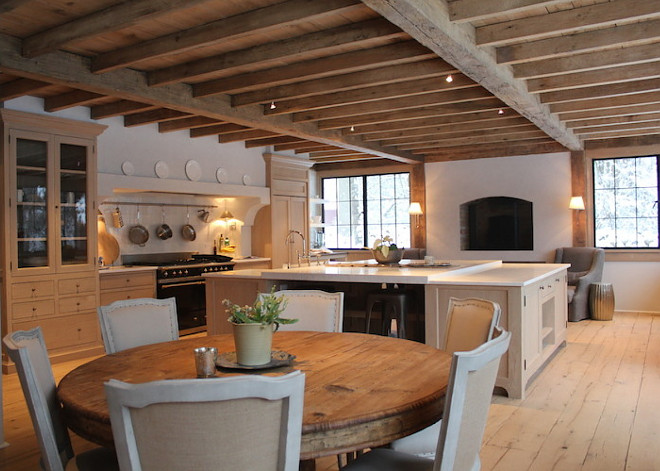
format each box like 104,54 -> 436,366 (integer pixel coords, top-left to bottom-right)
410,163 -> 426,249
570,151 -> 587,247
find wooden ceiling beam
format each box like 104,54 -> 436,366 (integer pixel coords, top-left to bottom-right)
0,0 -> 30,14
0,33 -> 423,163
124,109 -> 191,127
91,0 -> 362,73
498,19 -> 660,65
220,129 -> 280,144
381,124 -> 542,146
476,0 -> 660,46
90,100 -> 156,119
311,155 -> 378,163
231,58 -> 455,106
361,0 -> 581,150
158,116 -> 222,133
23,0 -> 212,58
397,130 -> 548,150
550,91 -> 660,114
566,112 -> 660,129
193,41 -> 434,97
292,88 -> 493,122
244,136 -> 303,148
425,141 -> 566,162
559,103 -> 660,122
513,43 -> 660,79
573,120 -> 660,134
0,78 -> 52,101
190,123 -> 247,138
263,75 -> 478,115
410,135 -> 554,153
527,61 -> 660,93
44,90 -> 105,112
147,18 -> 407,86
293,145 -> 336,153
448,0 -> 568,23
317,98 -> 506,130
580,128 -> 660,140
540,78 -> 660,104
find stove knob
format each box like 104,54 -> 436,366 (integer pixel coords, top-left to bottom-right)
163,271 -> 168,277
178,270 -> 183,276
184,269 -> 188,275
203,267 -> 208,272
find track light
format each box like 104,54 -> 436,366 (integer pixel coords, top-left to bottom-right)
498,109 -> 505,115
269,101 -> 276,110
445,75 -> 453,83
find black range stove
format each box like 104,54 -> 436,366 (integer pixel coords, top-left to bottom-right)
122,252 -> 234,335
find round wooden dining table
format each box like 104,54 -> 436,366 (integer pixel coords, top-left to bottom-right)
58,331 -> 451,465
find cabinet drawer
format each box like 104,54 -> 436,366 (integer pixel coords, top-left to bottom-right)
271,178 -> 307,197
100,272 -> 154,290
12,280 -> 55,300
538,280 -> 556,297
59,277 -> 97,295
100,287 -> 155,305
12,299 -> 56,320
59,294 -> 97,314
14,313 -> 100,350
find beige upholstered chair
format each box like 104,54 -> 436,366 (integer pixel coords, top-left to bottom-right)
263,290 -> 344,332
2,327 -> 118,471
342,330 -> 511,471
387,297 -> 501,458
105,371 -> 305,471
554,247 -> 605,322
97,297 -> 179,354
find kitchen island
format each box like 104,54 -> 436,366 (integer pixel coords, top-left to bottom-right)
205,260 -> 568,399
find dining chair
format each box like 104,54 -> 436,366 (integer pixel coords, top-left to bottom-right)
97,297 -> 179,354
2,327 -> 119,471
342,329 -> 511,471
387,297 -> 501,458
104,370 -> 305,471
262,290 -> 344,332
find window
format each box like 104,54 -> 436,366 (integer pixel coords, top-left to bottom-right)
593,155 -> 659,248
322,173 -> 411,249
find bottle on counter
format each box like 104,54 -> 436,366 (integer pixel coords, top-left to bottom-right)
224,235 -> 230,247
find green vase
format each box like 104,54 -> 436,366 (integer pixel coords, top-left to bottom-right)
232,322 -> 275,366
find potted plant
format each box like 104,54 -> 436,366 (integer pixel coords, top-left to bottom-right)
372,235 -> 403,264
223,287 -> 298,366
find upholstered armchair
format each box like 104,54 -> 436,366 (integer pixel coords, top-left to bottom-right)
554,247 -> 605,322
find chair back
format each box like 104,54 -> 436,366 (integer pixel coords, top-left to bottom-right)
2,327 -> 73,471
97,297 -> 179,354
105,371 -> 305,471
263,290 -> 344,332
444,297 -> 501,354
435,329 -> 511,471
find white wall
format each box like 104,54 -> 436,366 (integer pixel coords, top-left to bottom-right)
425,152 -> 573,262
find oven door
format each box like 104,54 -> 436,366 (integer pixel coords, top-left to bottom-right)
158,279 -> 206,335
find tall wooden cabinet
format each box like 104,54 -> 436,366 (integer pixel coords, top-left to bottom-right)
1,109 -> 106,373
252,154 -> 313,268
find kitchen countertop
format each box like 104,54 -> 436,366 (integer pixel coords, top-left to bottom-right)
99,265 -> 158,273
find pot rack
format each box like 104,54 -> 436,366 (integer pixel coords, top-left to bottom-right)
100,201 -> 218,209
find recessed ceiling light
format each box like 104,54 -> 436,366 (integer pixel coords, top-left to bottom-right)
498,109 -> 505,115
269,101 -> 276,110
350,125 -> 355,132
446,75 -> 453,83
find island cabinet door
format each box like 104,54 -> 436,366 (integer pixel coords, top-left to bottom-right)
522,281 -> 542,374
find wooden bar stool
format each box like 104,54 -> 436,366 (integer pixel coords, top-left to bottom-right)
365,285 -> 410,339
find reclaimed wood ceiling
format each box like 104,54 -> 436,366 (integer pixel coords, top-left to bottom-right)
0,0 -> 659,165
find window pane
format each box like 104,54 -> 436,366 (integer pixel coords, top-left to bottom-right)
323,179 -> 336,202
337,225 -> 351,247
337,201 -> 351,225
366,175 -> 380,200
594,159 -> 614,189
614,158 -> 636,189
337,178 -> 350,201
615,189 -> 636,217
637,157 -> 657,187
615,218 -> 637,247
637,188 -> 658,217
381,199 -> 396,223
394,173 -> 409,199
637,217 -> 659,247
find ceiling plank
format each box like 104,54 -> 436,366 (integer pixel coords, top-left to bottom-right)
23,0 -> 213,58
158,116 -> 221,133
579,128 -> 660,140
498,19 -> 660,65
91,0 -> 362,73
0,32 -> 423,163
398,130 -> 548,150
425,141 -> 566,162
379,124 -> 542,146
558,103 -> 660,122
262,75 -> 477,115
0,78 -> 52,101
566,112 -> 660,128
231,58 -> 455,106
513,43 -> 660,79
147,18 -> 407,86
549,91 -> 660,114
585,134 -> 660,150
90,100 -> 155,119
124,109 -> 191,127
310,155 -> 378,163
540,78 -> 660,104
291,87 -> 494,122
0,0 -> 30,14
527,61 -> 660,93
476,0 -> 660,46
361,0 -> 581,150
190,123 -> 247,138
448,0 -> 568,23
244,136 -> 303,147
572,120 -> 660,134
193,41 -> 434,97
44,90 -> 105,112
219,129 -> 280,143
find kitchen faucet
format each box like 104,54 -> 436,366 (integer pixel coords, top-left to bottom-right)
285,230 -> 307,268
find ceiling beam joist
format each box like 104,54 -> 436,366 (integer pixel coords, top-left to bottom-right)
90,100 -> 155,119
361,0 -> 582,150
448,0 -> 568,23
0,78 -> 52,101
44,90 -> 105,112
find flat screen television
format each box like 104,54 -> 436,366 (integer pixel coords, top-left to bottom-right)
462,196 -> 533,250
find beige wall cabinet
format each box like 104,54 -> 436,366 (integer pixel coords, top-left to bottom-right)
425,268 -> 567,399
252,154 -> 313,269
1,109 -> 106,372
99,269 -> 156,305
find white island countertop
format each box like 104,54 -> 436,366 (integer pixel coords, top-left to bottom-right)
205,260 -> 568,286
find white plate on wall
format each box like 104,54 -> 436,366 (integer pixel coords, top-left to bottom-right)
185,160 -> 202,181
154,161 -> 169,179
242,174 -> 252,186
216,167 -> 228,183
121,161 -> 135,176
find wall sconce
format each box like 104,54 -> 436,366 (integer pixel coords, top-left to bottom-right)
569,196 -> 585,210
409,202 -> 423,228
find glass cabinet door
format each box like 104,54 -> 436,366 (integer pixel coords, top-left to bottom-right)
15,137 -> 50,269
59,142 -> 89,266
